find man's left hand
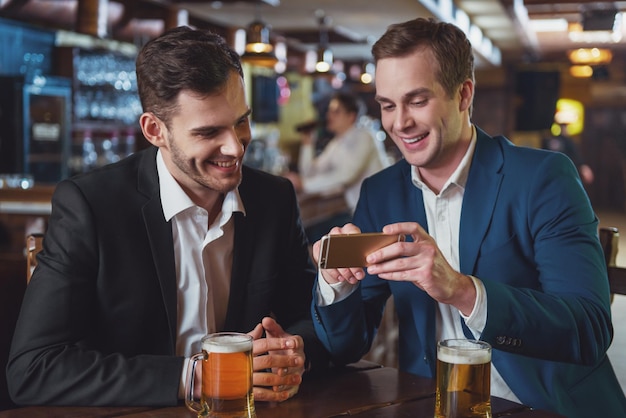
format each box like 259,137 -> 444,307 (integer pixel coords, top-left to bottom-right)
248,317 -> 305,402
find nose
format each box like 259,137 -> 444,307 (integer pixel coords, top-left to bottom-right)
391,106 -> 413,133
220,129 -> 245,157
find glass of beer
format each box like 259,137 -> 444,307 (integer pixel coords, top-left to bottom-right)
435,339 -> 492,418
185,332 -> 256,418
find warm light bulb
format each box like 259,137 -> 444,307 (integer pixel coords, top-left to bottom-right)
315,61 -> 331,72
360,73 -> 373,84
569,65 -> 594,78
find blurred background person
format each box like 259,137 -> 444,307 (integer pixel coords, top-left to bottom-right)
542,122 -> 594,186
285,92 -> 389,242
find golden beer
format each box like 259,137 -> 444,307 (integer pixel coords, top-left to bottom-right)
186,333 -> 256,418
435,339 -> 491,418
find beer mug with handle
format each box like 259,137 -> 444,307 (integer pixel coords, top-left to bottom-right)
435,339 -> 492,418
185,332 -> 256,418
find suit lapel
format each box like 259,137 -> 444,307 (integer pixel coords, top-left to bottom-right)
459,129 -> 504,275
396,161 -> 429,231
138,147 -> 178,350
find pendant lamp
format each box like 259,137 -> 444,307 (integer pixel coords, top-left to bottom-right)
314,14 -> 333,73
241,5 -> 277,68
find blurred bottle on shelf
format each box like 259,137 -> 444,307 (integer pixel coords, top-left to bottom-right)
81,129 -> 97,173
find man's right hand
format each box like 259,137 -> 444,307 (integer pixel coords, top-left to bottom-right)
312,223 -> 367,285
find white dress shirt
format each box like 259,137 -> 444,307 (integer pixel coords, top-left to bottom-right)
156,151 -> 246,394
299,125 -> 387,211
317,127 -> 520,403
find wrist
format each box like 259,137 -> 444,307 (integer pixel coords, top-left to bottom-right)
456,274 -> 478,316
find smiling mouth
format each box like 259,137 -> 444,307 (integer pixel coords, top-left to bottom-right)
209,160 -> 238,168
401,132 -> 428,144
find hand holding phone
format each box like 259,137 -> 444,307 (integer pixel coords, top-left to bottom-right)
318,232 -> 405,269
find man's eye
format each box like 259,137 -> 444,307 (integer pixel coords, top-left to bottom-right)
196,130 -> 218,139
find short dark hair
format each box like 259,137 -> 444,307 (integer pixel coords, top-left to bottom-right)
136,26 -> 243,126
371,17 -> 474,99
332,92 -> 364,118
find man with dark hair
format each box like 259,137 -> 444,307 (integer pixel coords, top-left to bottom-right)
8,26 -> 328,406
311,17 -> 626,418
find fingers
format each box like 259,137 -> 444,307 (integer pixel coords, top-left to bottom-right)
253,351 -> 304,372
364,222 -> 429,266
312,239 -> 322,264
261,317 -> 284,337
382,221 -> 427,240
335,223 -> 361,234
247,322 -> 265,340
253,334 -> 302,355
252,357 -> 303,402
316,223 -> 366,284
253,362 -> 303,385
253,383 -> 300,402
312,223 -> 361,265
247,320 -> 306,402
320,266 -> 365,285
337,267 -> 365,283
252,364 -> 304,402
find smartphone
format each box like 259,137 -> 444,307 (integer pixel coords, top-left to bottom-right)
318,232 -> 405,269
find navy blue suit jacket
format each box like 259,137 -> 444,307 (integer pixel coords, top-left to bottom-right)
313,128 -> 626,417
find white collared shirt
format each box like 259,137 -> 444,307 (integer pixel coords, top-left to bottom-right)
156,150 -> 246,357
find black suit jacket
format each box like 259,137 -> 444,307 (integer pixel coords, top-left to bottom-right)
7,146 -> 326,406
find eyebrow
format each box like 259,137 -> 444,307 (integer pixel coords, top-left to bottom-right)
189,109 -> 252,134
375,87 -> 432,104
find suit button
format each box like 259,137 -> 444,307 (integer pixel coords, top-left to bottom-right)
496,336 -> 506,345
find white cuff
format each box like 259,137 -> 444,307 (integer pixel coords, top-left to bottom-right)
460,275 -> 487,337
316,274 -> 358,306
179,357 -> 190,399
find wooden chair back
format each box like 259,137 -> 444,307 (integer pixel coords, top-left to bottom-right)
599,227 -> 626,297
26,233 -> 44,284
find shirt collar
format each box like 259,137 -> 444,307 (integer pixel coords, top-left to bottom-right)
411,125 -> 477,193
156,149 -> 246,222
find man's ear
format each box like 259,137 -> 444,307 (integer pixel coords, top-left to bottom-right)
458,79 -> 474,112
140,112 -> 166,147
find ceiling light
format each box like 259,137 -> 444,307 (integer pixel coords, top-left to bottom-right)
568,48 -> 613,65
240,8 -> 277,68
528,18 -> 568,33
569,65 -> 594,78
315,47 -> 333,73
568,21 -> 623,43
313,13 -> 333,74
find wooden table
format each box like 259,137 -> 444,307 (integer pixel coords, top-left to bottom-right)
0,362 -> 565,418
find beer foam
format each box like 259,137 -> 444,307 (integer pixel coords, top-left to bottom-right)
203,335 -> 252,353
437,348 -> 491,365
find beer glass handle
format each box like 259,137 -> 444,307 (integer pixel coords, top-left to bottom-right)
185,351 -> 206,414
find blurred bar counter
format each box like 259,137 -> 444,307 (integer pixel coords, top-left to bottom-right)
0,184 -> 347,264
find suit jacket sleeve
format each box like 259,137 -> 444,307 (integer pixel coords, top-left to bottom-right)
473,150 -> 612,365
7,171 -> 183,406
